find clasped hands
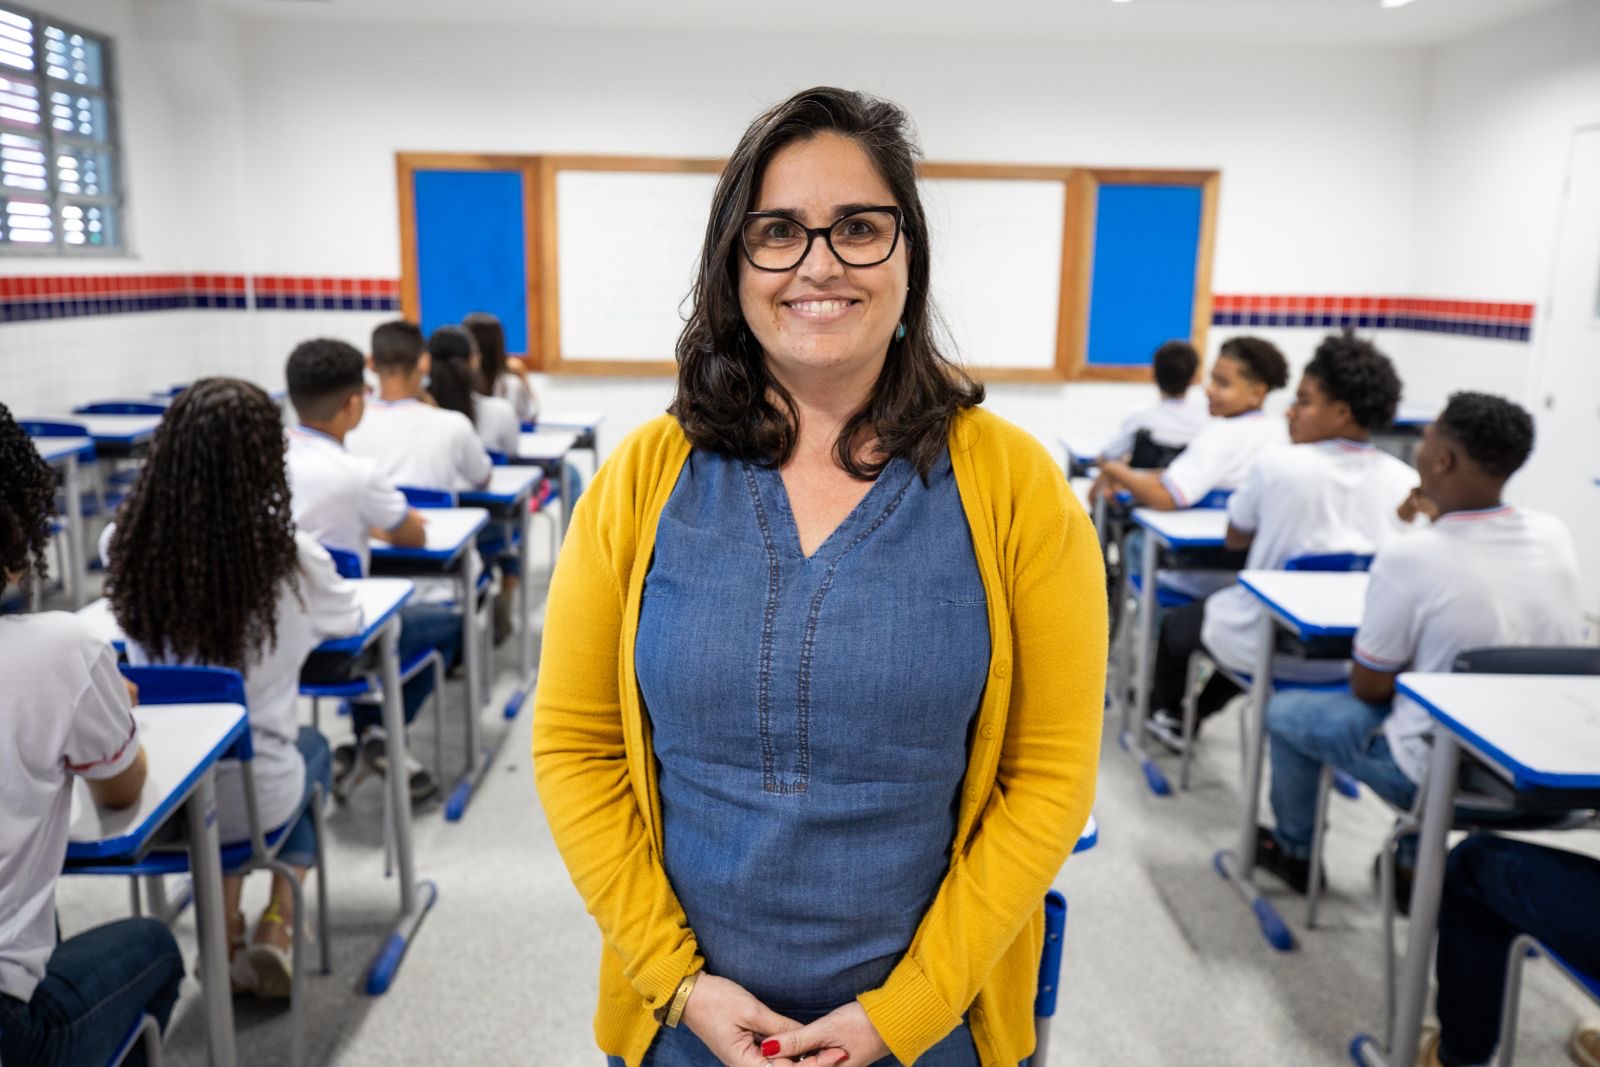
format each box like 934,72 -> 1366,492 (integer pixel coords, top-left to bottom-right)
681,972 -> 890,1067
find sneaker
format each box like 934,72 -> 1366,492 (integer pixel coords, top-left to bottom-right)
1145,710 -> 1189,754
246,903 -> 294,1000
332,741 -> 358,786
1253,825 -> 1321,895
1571,1022 -> 1600,1067
359,727 -> 438,803
405,753 -> 439,803
1415,1025 -> 1443,1067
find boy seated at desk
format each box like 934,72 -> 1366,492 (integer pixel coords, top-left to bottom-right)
284,338 -> 449,801
1146,332 -> 1418,749
1255,391 -> 1584,896
346,319 -> 493,493
1096,339 -> 1209,467
1,402 -> 184,1066
1091,335 -> 1290,512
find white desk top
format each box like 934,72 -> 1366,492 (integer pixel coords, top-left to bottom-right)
39,413 -> 162,443
76,578 -> 414,657
1238,570 -> 1369,638
1397,673 -> 1600,791
66,702 -> 248,860
1057,435 -> 1105,463
30,434 -> 96,464
1132,507 -> 1230,546
460,466 -> 542,507
532,409 -> 605,431
516,430 -> 580,463
370,507 -> 488,562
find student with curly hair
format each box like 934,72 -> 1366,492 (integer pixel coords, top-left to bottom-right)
0,402 -> 184,1066
104,379 -> 362,997
1256,391 -> 1583,895
1146,332 -> 1418,750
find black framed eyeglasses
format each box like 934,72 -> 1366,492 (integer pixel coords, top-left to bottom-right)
740,206 -> 903,272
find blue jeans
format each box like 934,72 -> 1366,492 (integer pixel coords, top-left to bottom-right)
252,726 -> 331,870
1435,836 -> 1600,1066
350,603 -> 463,736
1266,687 -> 1418,859
0,917 -> 183,1067
607,1017 -> 980,1067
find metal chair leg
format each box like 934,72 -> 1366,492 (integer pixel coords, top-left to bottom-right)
1179,653 -> 1204,790
1306,764 -> 1333,927
310,784 -> 332,976
1497,934 -> 1536,1065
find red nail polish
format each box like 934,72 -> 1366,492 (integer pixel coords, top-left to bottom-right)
761,1039 -> 781,1057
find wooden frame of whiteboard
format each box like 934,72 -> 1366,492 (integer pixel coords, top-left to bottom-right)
1067,168 -> 1221,384
535,155 -> 724,376
395,151 -> 544,363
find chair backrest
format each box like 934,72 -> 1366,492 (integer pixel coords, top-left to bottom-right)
323,545 -> 364,579
1285,552 -> 1374,573
20,419 -> 91,438
1129,428 -> 1185,470
1193,488 -> 1233,510
399,485 -> 455,508
74,402 -> 166,416
1453,646 -> 1600,676
118,664 -> 252,761
487,450 -> 509,466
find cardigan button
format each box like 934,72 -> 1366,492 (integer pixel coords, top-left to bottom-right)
992,660 -> 1010,679
980,723 -> 996,740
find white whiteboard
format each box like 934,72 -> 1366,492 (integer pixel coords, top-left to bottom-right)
551,168 -> 1067,371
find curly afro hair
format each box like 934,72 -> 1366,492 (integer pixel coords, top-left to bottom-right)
1435,391 -> 1535,479
1303,331 -> 1403,431
0,402 -> 57,588
1217,336 -> 1290,391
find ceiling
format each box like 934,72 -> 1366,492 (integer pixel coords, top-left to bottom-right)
210,0 -> 1575,47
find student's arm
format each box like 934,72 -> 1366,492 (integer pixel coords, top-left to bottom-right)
1349,662 -> 1399,706
88,748 -> 148,810
364,473 -> 425,548
371,508 -> 427,549
455,421 -> 494,490
1222,459 -> 1266,552
1098,459 -> 1178,510
1349,549 -> 1421,712
1225,526 -> 1255,551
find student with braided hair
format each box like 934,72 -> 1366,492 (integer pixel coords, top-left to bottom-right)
0,402 -> 184,1066
104,378 -> 363,998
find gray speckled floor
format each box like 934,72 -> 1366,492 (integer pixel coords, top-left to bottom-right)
49,557 -> 1598,1067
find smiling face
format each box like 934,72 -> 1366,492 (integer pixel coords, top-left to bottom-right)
738,132 -> 910,395
1204,353 -> 1268,418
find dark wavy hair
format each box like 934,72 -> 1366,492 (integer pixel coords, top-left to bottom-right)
0,403 -> 57,589
1152,340 -> 1199,397
671,86 -> 983,480
106,378 -> 300,669
1217,336 -> 1290,391
427,325 -> 478,422
1303,331 -> 1402,431
1436,391 -> 1535,479
464,312 -> 509,393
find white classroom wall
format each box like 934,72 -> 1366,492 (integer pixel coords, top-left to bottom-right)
4,0 -> 1596,488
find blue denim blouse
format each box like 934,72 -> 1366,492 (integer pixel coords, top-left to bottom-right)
635,446 -> 990,1032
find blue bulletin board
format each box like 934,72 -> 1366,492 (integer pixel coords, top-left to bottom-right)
1085,183 -> 1205,369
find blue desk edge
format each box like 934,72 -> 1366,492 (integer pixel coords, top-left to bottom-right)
1397,680 -> 1600,792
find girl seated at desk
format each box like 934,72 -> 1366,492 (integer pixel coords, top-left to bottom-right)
103,379 -> 362,999
0,402 -> 183,1067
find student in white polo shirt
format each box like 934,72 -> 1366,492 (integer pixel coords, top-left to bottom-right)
284,338 -> 454,800
1255,391 -> 1583,897
346,320 -> 493,493
1093,336 -> 1291,511
0,403 -> 184,1067
1146,333 -> 1419,748
1097,340 -> 1210,466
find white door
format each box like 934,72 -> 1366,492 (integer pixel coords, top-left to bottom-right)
1518,124 -> 1600,630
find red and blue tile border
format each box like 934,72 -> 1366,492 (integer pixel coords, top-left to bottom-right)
0,275 -> 1534,342
1210,294 -> 1534,342
0,273 -> 400,322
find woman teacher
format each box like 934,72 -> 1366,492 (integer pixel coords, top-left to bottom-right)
533,86 -> 1105,1067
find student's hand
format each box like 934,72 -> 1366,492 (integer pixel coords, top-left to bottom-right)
506,356 -> 532,378
123,677 -> 139,707
1088,470 -> 1112,505
1397,487 -> 1439,524
680,973 -> 802,1067
758,1001 -> 888,1067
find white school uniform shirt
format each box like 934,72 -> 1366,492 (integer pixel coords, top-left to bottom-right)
493,373 -> 538,424
1159,409 -> 1288,509
1352,506 -> 1584,783
1200,439 -> 1419,680
345,397 -> 493,493
108,529 -> 364,845
0,613 -> 139,1002
473,393 -> 520,456
1100,393 -> 1210,461
285,424 -> 410,575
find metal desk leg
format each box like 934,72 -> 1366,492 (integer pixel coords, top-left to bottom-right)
1214,613 -> 1295,951
444,547 -> 489,820
1120,528 -> 1171,796
184,770 -> 238,1067
559,459 -> 574,537
61,453 -> 85,608
507,495 -> 536,720
366,619 -> 436,995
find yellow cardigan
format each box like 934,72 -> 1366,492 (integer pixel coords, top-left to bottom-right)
532,407 -> 1105,1066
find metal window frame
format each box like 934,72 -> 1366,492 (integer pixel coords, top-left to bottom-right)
0,1 -> 126,257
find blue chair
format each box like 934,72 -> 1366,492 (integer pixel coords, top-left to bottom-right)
1176,552 -> 1375,792
106,1013 -> 162,1067
1498,937 -> 1600,1064
398,485 -> 454,509
74,402 -> 167,416
66,665 -> 329,1067
1031,815 -> 1098,1066
22,418 -> 131,524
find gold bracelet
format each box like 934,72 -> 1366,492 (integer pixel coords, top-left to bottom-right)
657,970 -> 700,1029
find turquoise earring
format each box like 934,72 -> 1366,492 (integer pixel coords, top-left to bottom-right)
895,322 -> 906,341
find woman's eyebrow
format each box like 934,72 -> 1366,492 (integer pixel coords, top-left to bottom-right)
748,202 -> 889,219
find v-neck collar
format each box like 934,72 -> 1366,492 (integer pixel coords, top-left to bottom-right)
750,457 -> 913,563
